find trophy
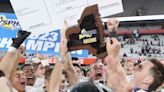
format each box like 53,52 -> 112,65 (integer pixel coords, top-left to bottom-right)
66,5 -> 107,59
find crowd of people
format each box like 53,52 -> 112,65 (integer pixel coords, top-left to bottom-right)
121,34 -> 164,59
0,19 -> 164,92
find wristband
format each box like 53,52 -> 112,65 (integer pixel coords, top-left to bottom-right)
59,57 -> 65,63
8,47 -> 17,53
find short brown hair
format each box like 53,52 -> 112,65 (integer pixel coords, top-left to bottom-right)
45,68 -> 53,81
148,58 -> 164,91
45,68 -> 66,81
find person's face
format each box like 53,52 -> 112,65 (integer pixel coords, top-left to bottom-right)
90,63 -> 104,80
35,64 -> 45,77
45,74 -> 66,92
74,66 -> 82,77
59,74 -> 67,92
124,62 -> 133,75
11,70 -> 26,92
23,65 -> 35,86
133,61 -> 154,87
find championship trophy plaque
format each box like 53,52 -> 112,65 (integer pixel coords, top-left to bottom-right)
66,5 -> 107,59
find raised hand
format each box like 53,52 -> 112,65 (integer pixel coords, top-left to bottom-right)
105,38 -> 129,92
106,38 -> 121,58
60,21 -> 69,57
11,30 -> 31,49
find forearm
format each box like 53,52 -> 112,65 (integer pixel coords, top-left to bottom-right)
63,53 -> 78,85
0,30 -> 30,78
0,51 -> 20,78
10,53 -> 21,80
48,62 -> 63,92
115,55 -> 127,79
63,52 -> 73,68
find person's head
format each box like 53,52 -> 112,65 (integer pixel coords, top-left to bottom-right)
133,58 -> 164,91
34,62 -> 46,77
22,64 -> 35,86
44,69 -> 52,91
11,69 -> 26,92
59,70 -> 67,92
67,81 -> 114,92
123,60 -> 134,75
45,68 -> 67,92
90,62 -> 104,80
73,64 -> 83,77
67,81 -> 100,92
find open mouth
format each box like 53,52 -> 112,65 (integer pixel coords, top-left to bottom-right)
20,81 -> 26,86
95,72 -> 103,77
27,76 -> 33,80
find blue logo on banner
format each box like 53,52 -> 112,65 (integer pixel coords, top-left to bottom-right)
0,13 -> 88,58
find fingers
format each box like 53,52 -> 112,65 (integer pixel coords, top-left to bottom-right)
60,39 -> 68,56
60,20 -> 69,56
110,38 -> 120,46
106,37 -> 112,54
106,37 -> 111,47
106,38 -> 120,47
18,46 -> 26,55
106,37 -> 120,54
60,38 -> 67,45
60,20 -> 69,41
60,20 -> 69,46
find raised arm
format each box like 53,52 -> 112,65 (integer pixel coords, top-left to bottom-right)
0,30 -> 30,79
105,19 -> 130,92
60,21 -> 78,86
105,38 -> 129,92
0,50 -> 19,78
48,61 -> 63,92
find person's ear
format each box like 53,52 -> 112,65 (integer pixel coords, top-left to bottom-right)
142,75 -> 153,85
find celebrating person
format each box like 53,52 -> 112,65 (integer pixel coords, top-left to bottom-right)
105,37 -> 164,92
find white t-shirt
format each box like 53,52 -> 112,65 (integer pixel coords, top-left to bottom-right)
162,89 -> 164,92
0,77 -> 12,92
12,87 -> 18,92
135,90 -> 148,92
67,77 -> 114,92
78,76 -> 89,83
33,77 -> 45,87
26,86 -> 44,92
25,77 -> 45,92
